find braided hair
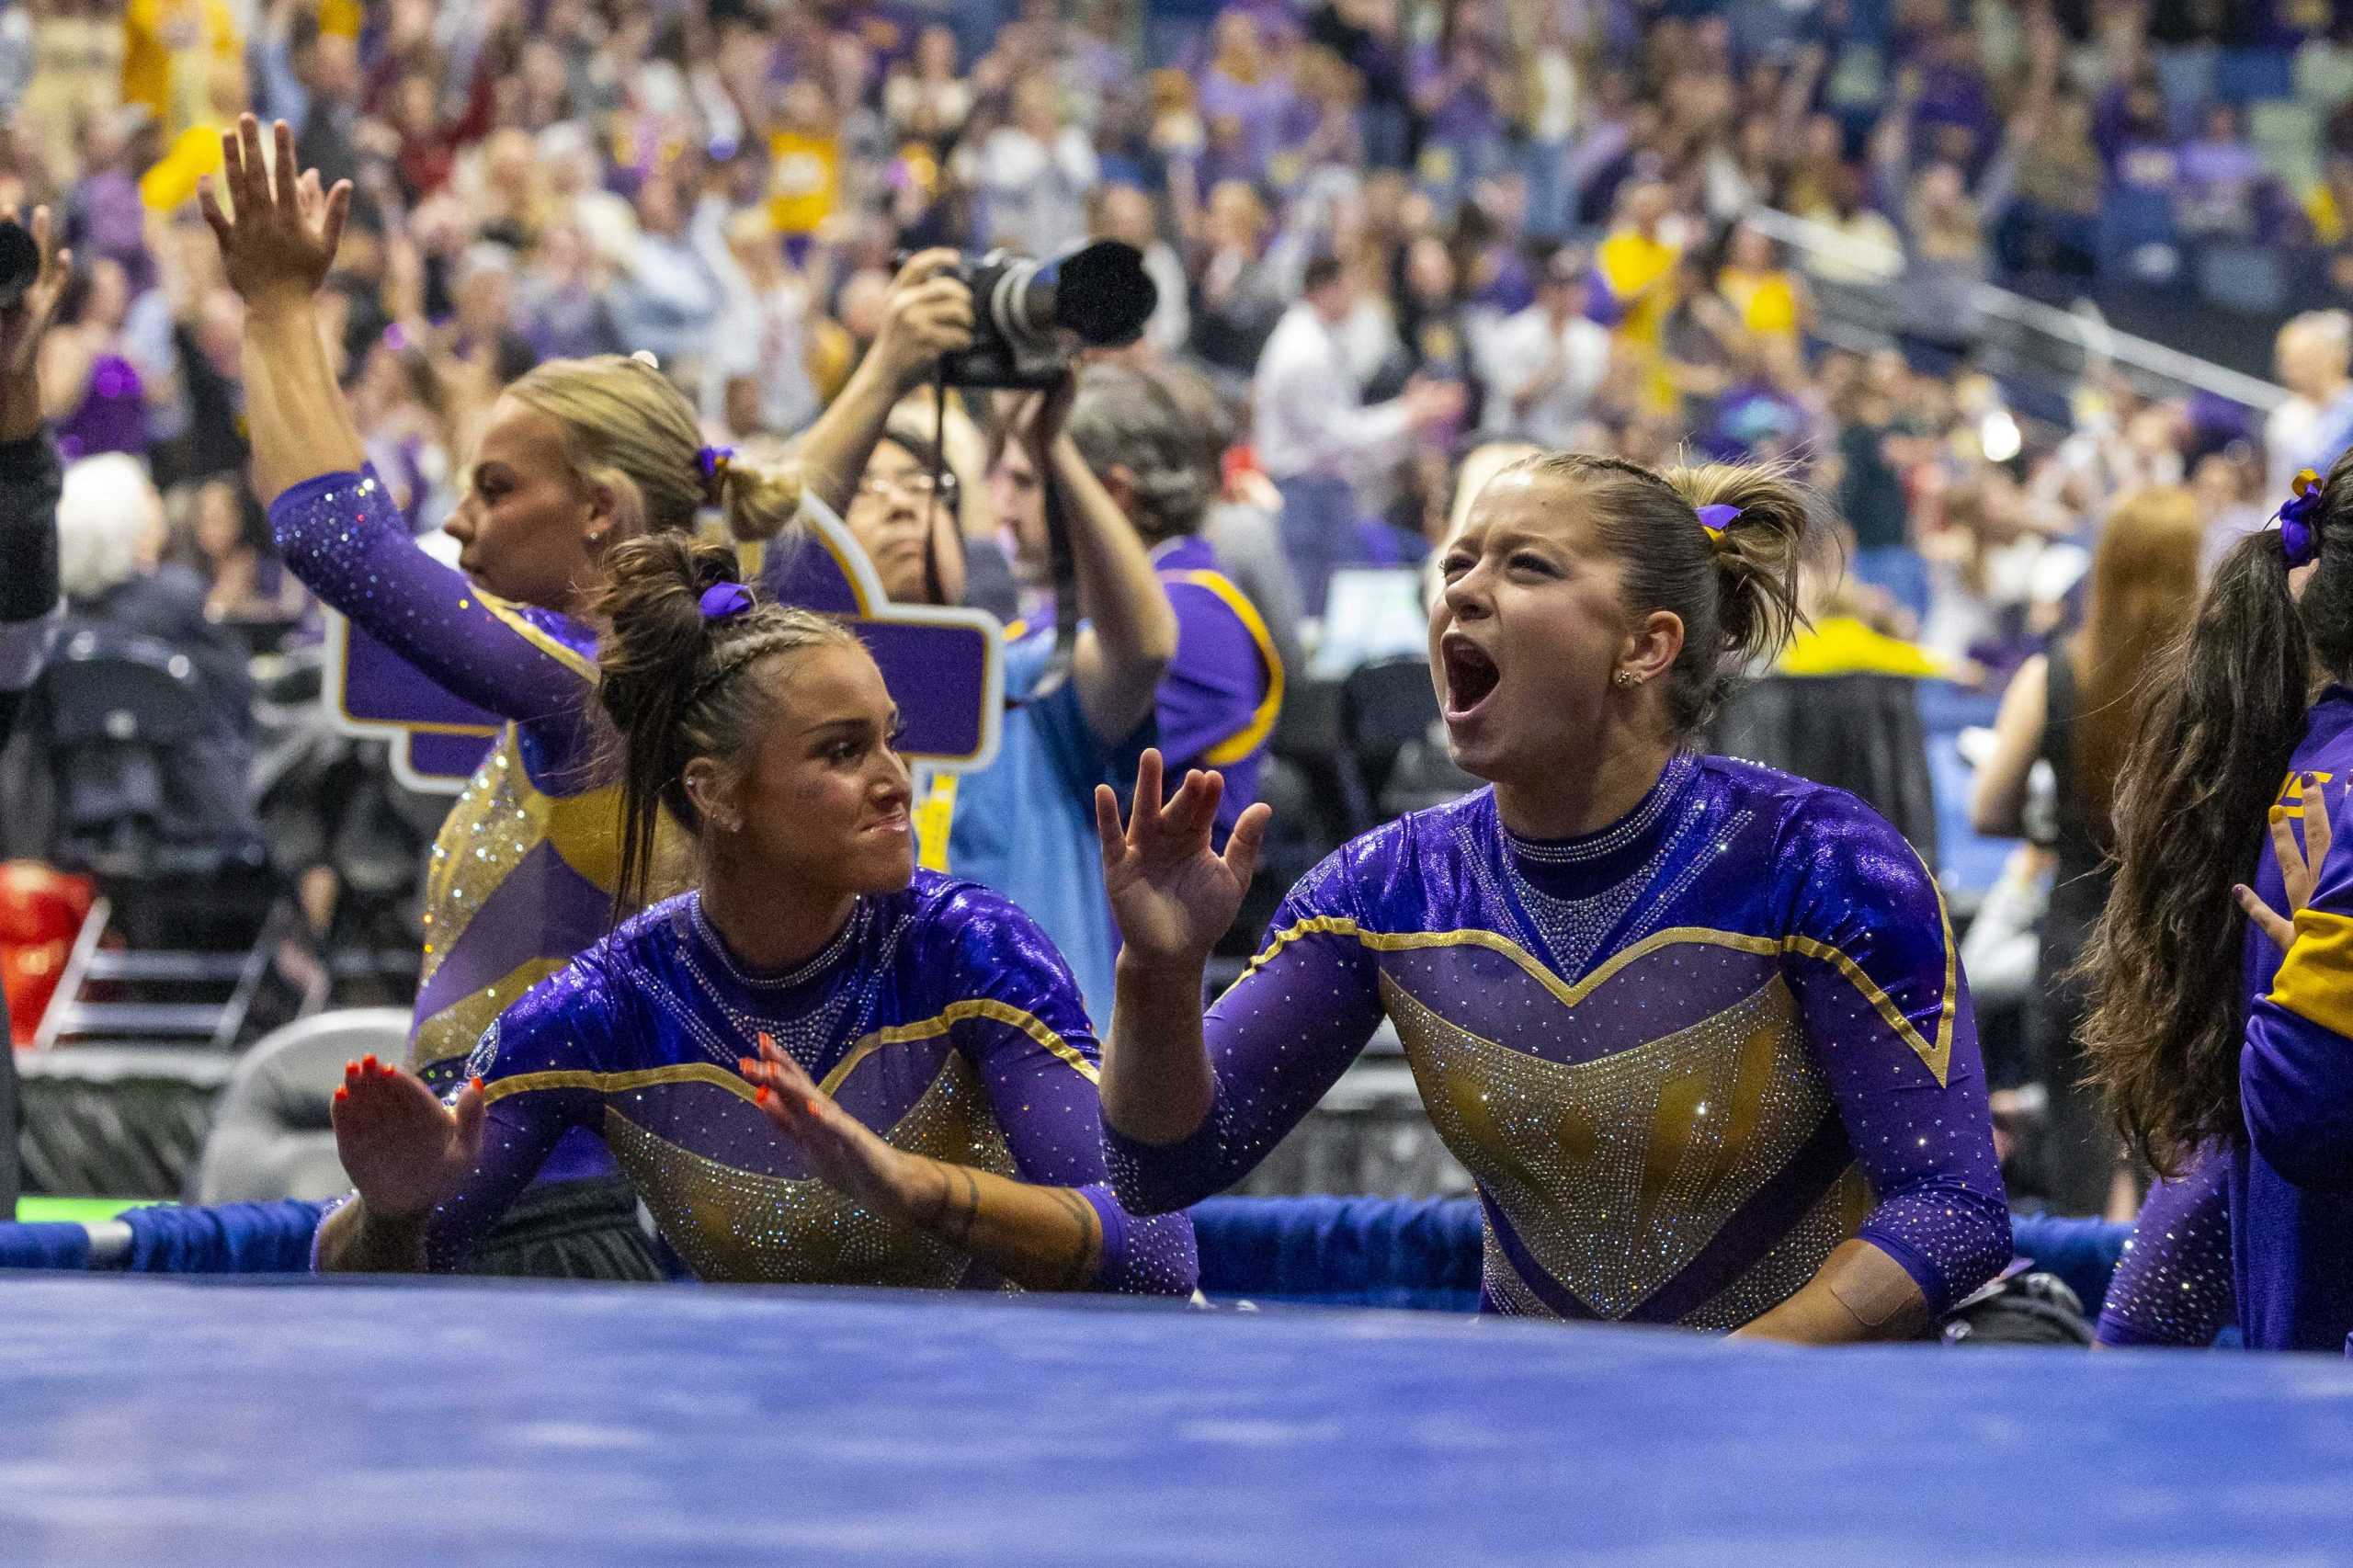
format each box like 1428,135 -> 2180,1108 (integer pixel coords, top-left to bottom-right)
592,533 -> 857,917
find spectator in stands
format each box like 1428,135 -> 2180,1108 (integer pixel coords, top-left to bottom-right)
1253,253 -> 1463,618
700,207 -> 820,445
1480,245 -> 1609,451
2177,103 -> 2267,241
978,74 -> 1098,257
185,476 -> 306,630
883,25 -> 972,153
1594,182 -> 1681,410
1188,180 -> 1286,388
57,451 -> 251,739
1088,182 -> 1189,359
1971,487 -> 2204,1217
609,169 -> 722,376
2266,311 -> 2353,493
849,366 -> 1175,1022
1068,362 -> 1280,846
1920,470 -> 2084,674
513,220 -> 626,367
1797,163 -> 1904,288
1195,9 -> 1286,187
1715,222 -> 1810,349
1827,351 -> 1930,622
42,257 -> 157,462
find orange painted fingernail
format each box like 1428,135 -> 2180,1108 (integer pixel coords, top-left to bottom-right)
738,1057 -> 756,1074
806,1096 -> 823,1116
333,1086 -> 348,1102
471,1077 -> 483,1093
361,1054 -> 377,1070
756,1085 -> 769,1105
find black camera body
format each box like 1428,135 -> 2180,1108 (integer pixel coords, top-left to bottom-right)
0,219 -> 38,314
933,240 -> 1157,390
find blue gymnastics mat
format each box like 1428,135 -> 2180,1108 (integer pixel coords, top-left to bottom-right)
3,1273 -> 2348,1567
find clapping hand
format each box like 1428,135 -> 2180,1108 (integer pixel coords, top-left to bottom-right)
329,1055 -> 485,1224
739,1031 -> 917,1214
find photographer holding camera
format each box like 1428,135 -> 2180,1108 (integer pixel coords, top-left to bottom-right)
742,241 -> 1185,1021
759,275 -> 1173,1020
0,206 -> 75,1218
991,363 -> 1281,846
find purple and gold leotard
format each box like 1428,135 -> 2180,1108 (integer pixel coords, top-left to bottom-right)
418,873 -> 1197,1293
1107,753 -> 2010,1327
2094,1154 -> 2234,1348
272,465 -> 634,1185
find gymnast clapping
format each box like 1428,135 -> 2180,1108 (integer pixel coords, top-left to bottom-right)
316,532 -> 1197,1293
1094,454 -> 2011,1340
202,117 -> 974,1278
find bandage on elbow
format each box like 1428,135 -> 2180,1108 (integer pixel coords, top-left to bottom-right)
1824,1244 -> 1922,1330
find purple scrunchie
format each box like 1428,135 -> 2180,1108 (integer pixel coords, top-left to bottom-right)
697,444 -> 735,507
2279,468 -> 2325,569
1695,503 -> 1742,535
699,582 -> 754,620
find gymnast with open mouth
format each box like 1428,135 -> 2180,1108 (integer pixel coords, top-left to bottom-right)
313,533 -> 1196,1295
1094,452 -> 2010,1340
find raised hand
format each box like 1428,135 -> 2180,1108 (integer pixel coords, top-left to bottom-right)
2238,776 -> 2340,951
197,115 -> 352,308
329,1055 -> 485,1223
0,204 -> 71,389
1094,749 -> 1272,969
738,1031 -> 918,1214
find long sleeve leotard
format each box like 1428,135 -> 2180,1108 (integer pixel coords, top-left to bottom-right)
415,873 -> 1196,1294
1107,754 -> 2010,1326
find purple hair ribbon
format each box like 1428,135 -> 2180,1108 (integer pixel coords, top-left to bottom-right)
2279,468 -> 2324,568
699,582 -> 754,620
1695,503 -> 1743,535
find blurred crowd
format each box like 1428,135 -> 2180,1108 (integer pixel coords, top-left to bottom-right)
3,0 -> 2341,674
5,0 -> 2350,1220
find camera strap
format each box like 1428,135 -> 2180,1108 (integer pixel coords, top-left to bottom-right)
1029,475 -> 1078,705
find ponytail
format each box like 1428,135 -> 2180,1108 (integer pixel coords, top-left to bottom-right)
592,534 -> 855,919
1504,452 -> 1820,735
1661,461 -> 1813,680
2080,449 -> 2353,1173
506,353 -> 806,546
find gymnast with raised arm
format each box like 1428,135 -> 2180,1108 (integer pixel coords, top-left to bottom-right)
1095,453 -> 2010,1340
316,533 -> 1196,1294
202,116 -> 975,1278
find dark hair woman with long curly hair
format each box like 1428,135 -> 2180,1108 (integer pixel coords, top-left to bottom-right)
2081,449 -> 2353,1351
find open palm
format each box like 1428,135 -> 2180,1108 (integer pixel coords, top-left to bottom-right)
197,115 -> 351,306
330,1056 -> 485,1223
1095,750 -> 1272,967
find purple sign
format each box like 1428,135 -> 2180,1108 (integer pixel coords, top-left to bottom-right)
328,501 -> 1004,791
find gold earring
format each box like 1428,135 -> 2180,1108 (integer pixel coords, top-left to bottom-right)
1614,670 -> 1640,688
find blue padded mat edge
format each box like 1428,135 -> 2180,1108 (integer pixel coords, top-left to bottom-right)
3,1273 -> 2348,1567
